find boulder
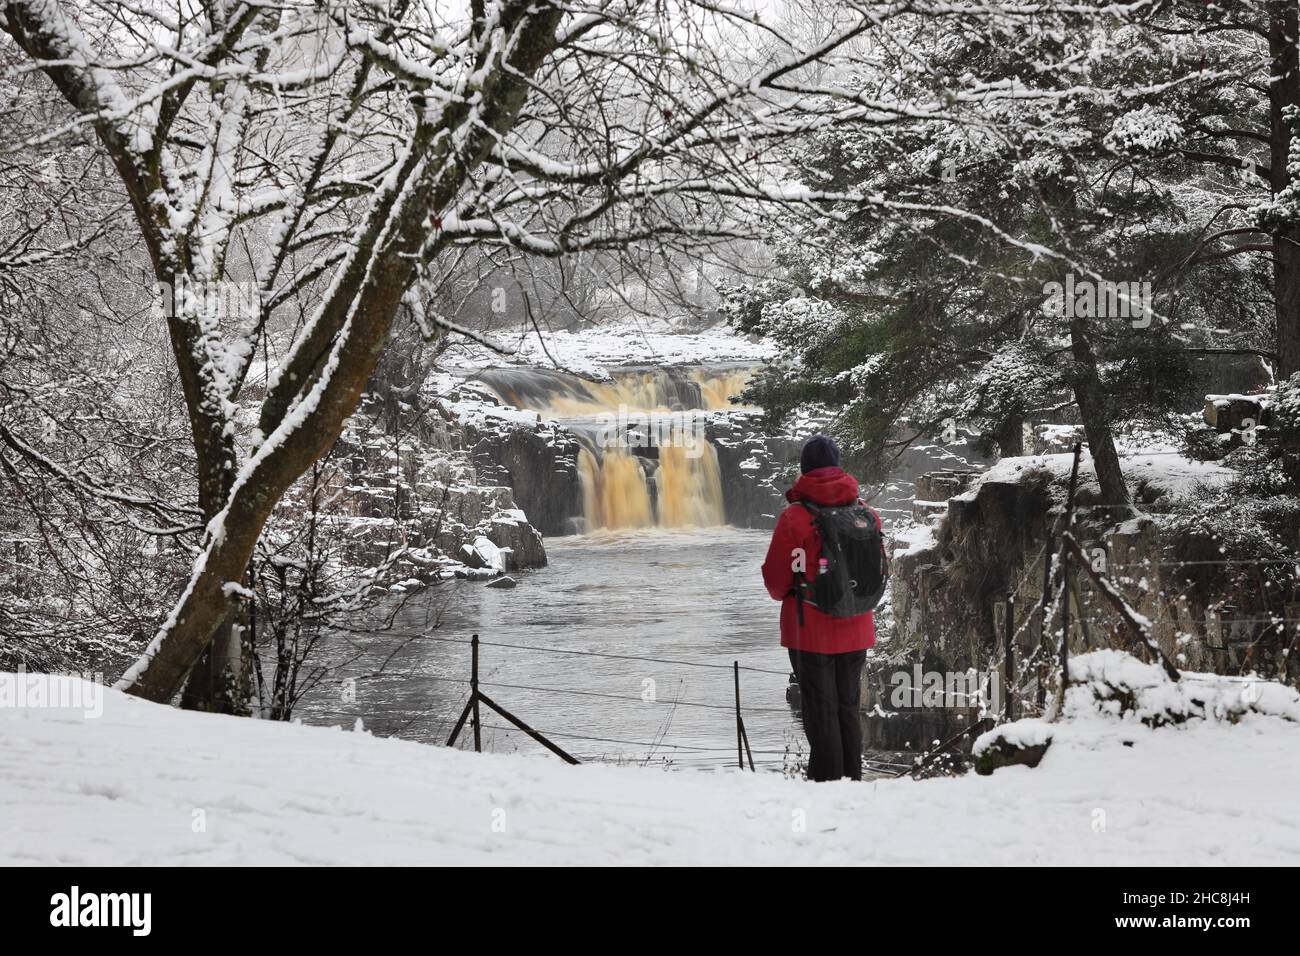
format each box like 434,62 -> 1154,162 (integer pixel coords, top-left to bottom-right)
972,720 -> 1054,775
1203,394 -> 1269,434
485,511 -> 547,570
913,470 -> 977,502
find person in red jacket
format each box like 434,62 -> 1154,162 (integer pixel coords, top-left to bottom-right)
761,434 -> 875,781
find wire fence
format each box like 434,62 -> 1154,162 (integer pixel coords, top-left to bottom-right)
299,506 -> 1296,780
307,612 -> 1064,778
298,628 -> 873,774
426,633 -> 802,770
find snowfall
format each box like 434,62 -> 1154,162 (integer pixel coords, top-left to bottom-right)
2,652 -> 1298,865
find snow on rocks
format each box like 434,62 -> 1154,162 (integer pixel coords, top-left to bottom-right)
891,520 -> 939,559
2,671 -> 1299,865
973,719 -> 1054,776
975,650 -> 1299,777
461,535 -> 506,573
322,382 -> 552,584
439,322 -> 774,375
958,448 -> 1234,506
1067,649 -> 1300,727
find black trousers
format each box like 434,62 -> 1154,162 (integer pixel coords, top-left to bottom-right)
788,648 -> 866,782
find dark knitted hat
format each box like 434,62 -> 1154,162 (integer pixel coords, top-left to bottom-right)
799,434 -> 840,474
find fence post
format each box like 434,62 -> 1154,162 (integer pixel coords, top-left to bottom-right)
445,633 -> 581,763
734,662 -> 743,769
1037,534 -> 1053,710
1004,593 -> 1015,721
1059,444 -> 1082,697
471,632 -> 482,753
733,661 -> 755,771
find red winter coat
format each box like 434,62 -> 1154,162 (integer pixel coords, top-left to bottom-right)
761,466 -> 877,654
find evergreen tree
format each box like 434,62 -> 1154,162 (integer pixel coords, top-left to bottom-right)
731,4 -> 1274,510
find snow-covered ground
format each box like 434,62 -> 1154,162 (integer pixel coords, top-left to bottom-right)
959,447 -> 1236,503
2,664 -> 1298,865
440,322 -> 774,379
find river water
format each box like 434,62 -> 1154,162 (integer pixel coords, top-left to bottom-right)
294,365 -> 989,773
298,527 -> 825,772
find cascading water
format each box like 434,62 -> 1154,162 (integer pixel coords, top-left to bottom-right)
576,438 -> 725,530
474,366 -> 750,530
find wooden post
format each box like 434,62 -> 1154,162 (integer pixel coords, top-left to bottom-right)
1004,594 -> 1015,720
1037,533 -> 1053,710
1059,444 -> 1083,697
471,632 -> 481,753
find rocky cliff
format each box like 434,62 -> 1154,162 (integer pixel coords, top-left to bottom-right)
887,429 -> 1297,700
324,384 -> 550,584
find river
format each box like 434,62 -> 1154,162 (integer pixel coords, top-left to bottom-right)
299,526 -> 826,772
293,363 -> 988,774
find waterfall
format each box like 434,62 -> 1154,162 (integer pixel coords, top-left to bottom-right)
578,447 -> 653,529
576,439 -> 726,531
691,369 -> 753,413
655,442 -> 724,528
478,366 -> 748,531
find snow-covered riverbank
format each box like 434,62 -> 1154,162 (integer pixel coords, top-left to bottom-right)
2,668 -> 1298,865
439,322 -> 774,380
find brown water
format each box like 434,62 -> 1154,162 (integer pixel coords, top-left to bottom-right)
476,365 -> 748,532
576,443 -> 725,530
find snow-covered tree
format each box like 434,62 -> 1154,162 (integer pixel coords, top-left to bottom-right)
731,3 -> 1277,510
4,0 -> 1093,708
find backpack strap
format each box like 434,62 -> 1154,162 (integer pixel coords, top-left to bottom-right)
789,500 -> 823,625
795,500 -> 826,549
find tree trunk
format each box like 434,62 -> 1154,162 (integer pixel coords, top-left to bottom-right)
180,620 -> 250,714
110,1 -> 565,705
163,271 -> 250,714
120,257 -> 412,703
996,415 -> 1025,457
1068,319 -> 1131,514
1270,1 -> 1300,378
1275,240 -> 1300,378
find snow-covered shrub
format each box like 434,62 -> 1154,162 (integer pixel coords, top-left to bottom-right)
974,650 -> 1300,774
1066,649 -> 1300,727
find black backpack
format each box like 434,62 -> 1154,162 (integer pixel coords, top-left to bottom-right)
794,501 -> 889,619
